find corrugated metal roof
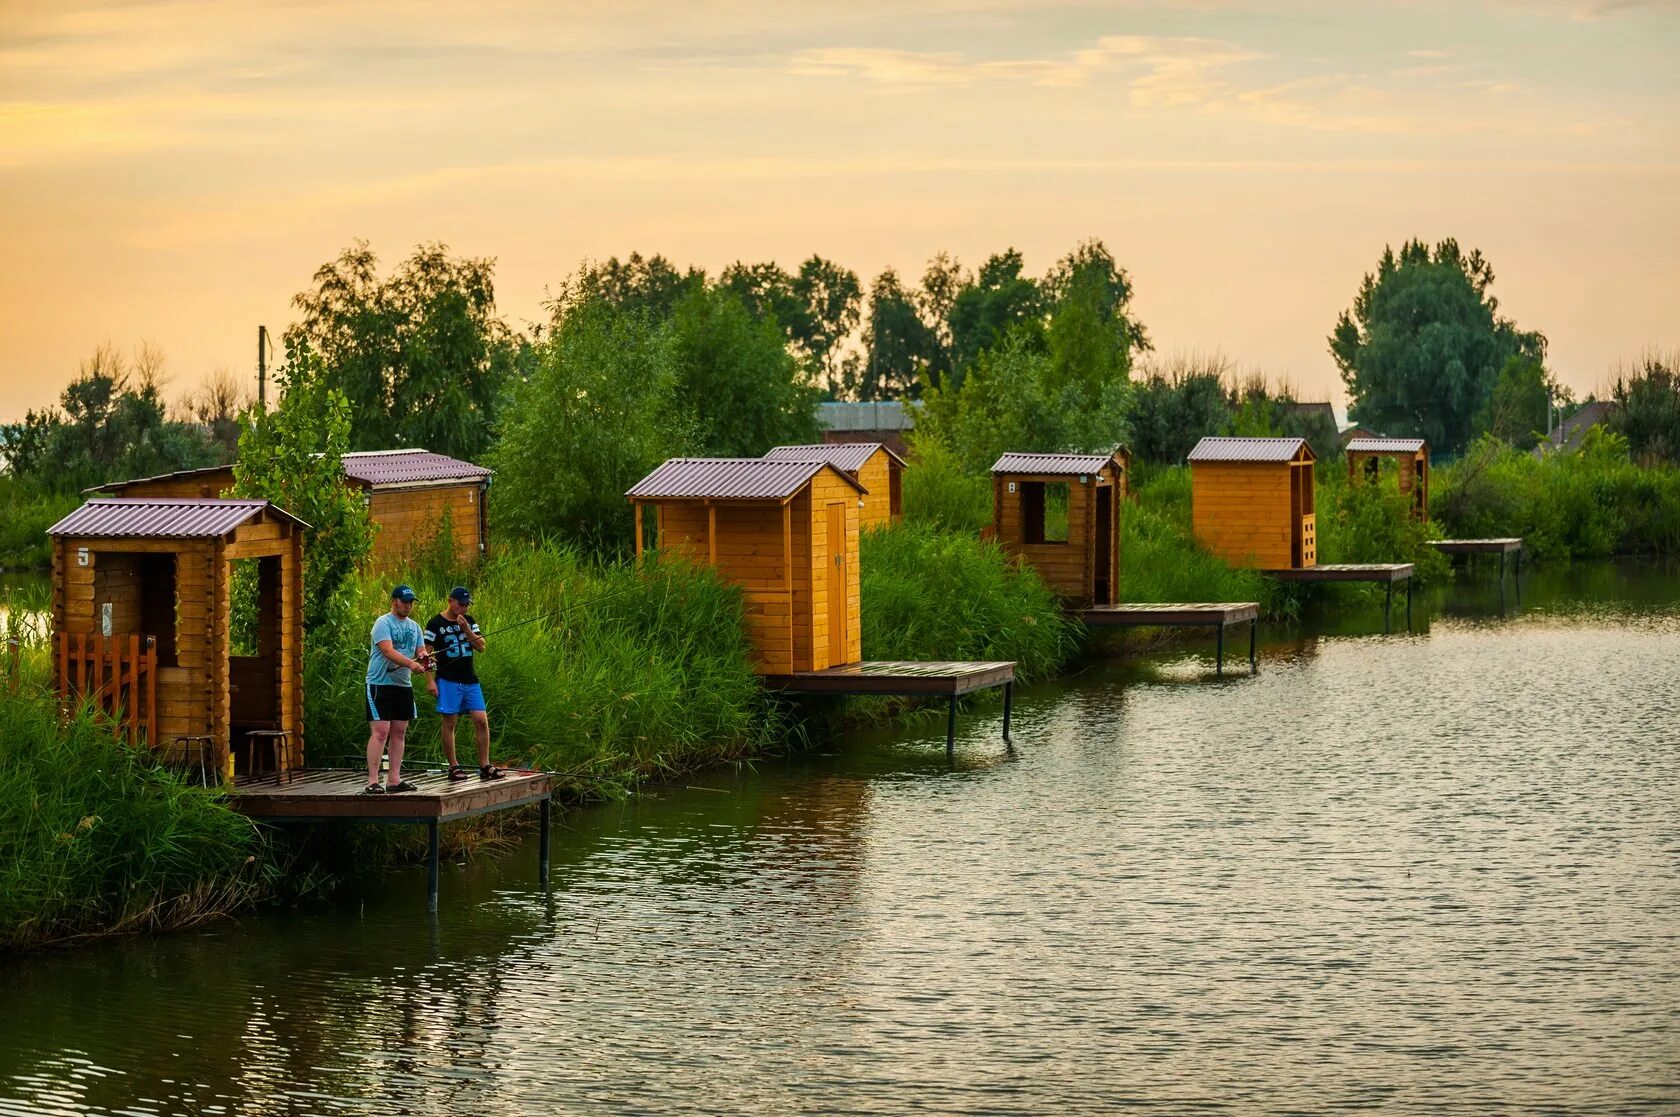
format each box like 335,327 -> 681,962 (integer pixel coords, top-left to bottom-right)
990,452 -> 1119,475
816,400 -> 918,432
626,458 -> 866,501
340,449 -> 493,487
48,498 -> 308,539
1187,437 -> 1310,463
1346,438 -> 1426,454
764,442 -> 906,473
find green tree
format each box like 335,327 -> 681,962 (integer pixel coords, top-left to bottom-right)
948,250 -> 1044,385
286,241 -> 522,460
1043,241 -> 1149,401
230,345 -> 374,629
1477,355 -> 1562,450
857,268 -> 936,400
489,299 -> 690,550
1331,238 -> 1544,455
554,252 -> 705,323
667,286 -> 821,456
719,261 -> 810,343
1611,352 -> 1680,464
791,256 -> 862,391
1127,356 -> 1233,464
916,252 -> 965,390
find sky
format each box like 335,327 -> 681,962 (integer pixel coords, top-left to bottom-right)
1,0 -> 1676,422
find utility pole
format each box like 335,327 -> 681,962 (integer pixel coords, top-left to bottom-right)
257,325 -> 270,410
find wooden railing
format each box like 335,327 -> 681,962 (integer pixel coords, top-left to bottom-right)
1302,513 -> 1317,566
57,633 -> 158,748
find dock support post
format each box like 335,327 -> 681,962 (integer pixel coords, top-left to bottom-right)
1248,618 -> 1257,674
426,818 -> 440,915
1001,682 -> 1013,747
946,696 -> 957,760
1384,581 -> 1394,634
1215,624 -> 1225,676
1406,579 -> 1414,632
538,795 -> 552,891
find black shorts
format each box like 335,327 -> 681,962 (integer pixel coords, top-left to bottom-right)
366,684 -> 417,724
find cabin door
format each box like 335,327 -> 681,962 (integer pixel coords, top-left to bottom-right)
1093,487 -> 1114,604
1289,467 -> 1304,567
826,502 -> 848,666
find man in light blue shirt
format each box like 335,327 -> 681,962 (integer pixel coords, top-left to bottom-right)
364,585 -> 431,794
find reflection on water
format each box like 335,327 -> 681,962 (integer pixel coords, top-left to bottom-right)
3,561 -> 1679,1115
0,571 -> 49,643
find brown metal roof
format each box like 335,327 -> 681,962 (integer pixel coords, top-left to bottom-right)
626,458 -> 866,501
763,442 -> 907,473
87,463 -> 234,495
48,498 -> 309,539
1345,437 -> 1426,454
340,449 -> 493,487
1187,437 -> 1312,464
990,451 -> 1121,475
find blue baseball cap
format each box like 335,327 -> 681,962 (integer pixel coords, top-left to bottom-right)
390,585 -> 417,603
449,586 -> 472,604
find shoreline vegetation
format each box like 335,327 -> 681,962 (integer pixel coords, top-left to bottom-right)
4,239 -> 1679,951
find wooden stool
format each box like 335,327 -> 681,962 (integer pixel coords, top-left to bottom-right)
173,735 -> 219,786
243,729 -> 294,785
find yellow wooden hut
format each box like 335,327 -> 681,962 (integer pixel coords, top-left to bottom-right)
990,450 -> 1128,604
1346,437 -> 1429,521
47,498 -> 307,777
1188,436 -> 1317,570
762,443 -> 906,530
89,448 -> 492,569
626,458 -> 863,675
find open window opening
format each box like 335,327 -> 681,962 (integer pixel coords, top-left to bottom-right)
1021,481 -> 1071,544
230,555 -> 283,775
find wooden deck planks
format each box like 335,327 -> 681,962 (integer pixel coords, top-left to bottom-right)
1266,563 -> 1414,583
1427,538 -> 1522,554
1079,602 -> 1259,627
229,767 -> 551,822
762,660 -> 1016,697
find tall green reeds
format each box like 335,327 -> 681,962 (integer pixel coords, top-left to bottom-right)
311,544 -> 781,799
860,522 -> 1076,680
0,649 -> 270,949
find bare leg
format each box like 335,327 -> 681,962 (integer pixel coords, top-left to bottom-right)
387,720 -> 409,786
366,721 -> 391,785
440,714 -> 460,769
471,710 -> 491,768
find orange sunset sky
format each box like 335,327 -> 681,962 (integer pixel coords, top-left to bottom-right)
1,0 -> 1676,422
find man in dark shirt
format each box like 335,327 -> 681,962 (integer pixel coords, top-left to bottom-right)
423,586 -> 503,781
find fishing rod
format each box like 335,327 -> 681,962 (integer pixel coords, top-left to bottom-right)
333,582 -> 644,663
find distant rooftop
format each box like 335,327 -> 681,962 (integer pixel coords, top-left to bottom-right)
763,443 -> 906,473
88,448 -> 491,495
627,458 -> 866,502
817,400 -> 918,432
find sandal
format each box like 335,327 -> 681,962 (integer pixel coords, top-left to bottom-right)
447,765 -> 471,782
479,765 -> 506,781
361,783 -> 385,795
386,780 -> 419,793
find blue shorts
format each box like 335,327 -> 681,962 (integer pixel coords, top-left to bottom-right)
435,679 -> 487,716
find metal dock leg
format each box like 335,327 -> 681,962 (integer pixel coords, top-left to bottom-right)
1001,682 -> 1013,747
1406,579 -> 1414,632
1215,624 -> 1225,676
1248,618 -> 1257,674
946,696 -> 958,760
1384,581 -> 1394,634
427,818 -> 440,915
538,796 -> 552,891
1499,550 -> 1506,583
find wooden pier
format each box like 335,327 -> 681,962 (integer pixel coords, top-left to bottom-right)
1429,538 -> 1522,581
1077,603 -> 1260,676
762,661 -> 1016,759
229,768 -> 553,913
1266,563 -> 1415,633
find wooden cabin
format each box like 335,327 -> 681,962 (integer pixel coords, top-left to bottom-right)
626,458 -> 864,675
90,448 -> 492,568
990,450 -> 1127,604
1346,437 -> 1429,520
1188,437 -> 1317,570
762,443 -> 905,530
47,498 -> 307,776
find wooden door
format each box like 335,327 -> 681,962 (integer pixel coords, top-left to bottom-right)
826,502 -> 847,667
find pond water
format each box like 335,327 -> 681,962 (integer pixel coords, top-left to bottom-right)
3,562 -> 1678,1115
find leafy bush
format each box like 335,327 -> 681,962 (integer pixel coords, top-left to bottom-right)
860,522 -> 1076,680
1121,467 -> 1283,612
0,488 -> 76,569
1434,430 -> 1680,560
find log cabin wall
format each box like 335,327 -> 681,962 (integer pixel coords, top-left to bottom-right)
1191,462 -> 1297,570
365,482 -> 485,569
853,451 -> 899,531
